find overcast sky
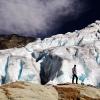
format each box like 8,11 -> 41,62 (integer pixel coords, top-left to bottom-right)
0,0 -> 99,38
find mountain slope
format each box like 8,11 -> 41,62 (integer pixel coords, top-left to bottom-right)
0,34 -> 36,49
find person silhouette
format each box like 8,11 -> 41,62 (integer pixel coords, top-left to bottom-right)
72,65 -> 78,84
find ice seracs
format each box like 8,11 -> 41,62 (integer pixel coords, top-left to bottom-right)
0,20 -> 100,86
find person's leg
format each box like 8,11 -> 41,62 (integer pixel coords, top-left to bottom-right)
75,75 -> 78,84
72,75 -> 75,84
72,75 -> 74,84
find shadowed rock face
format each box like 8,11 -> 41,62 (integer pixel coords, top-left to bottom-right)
0,34 -> 36,49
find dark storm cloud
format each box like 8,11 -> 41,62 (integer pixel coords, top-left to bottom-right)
0,0 -> 86,37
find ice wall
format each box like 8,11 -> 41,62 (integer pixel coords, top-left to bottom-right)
0,20 -> 100,86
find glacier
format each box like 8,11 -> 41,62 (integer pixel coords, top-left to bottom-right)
0,20 -> 100,86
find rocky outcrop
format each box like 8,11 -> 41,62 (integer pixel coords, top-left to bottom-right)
0,81 -> 58,100
0,81 -> 100,100
54,84 -> 100,100
0,34 -> 36,49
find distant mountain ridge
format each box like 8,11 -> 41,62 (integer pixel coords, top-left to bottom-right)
0,34 -> 36,49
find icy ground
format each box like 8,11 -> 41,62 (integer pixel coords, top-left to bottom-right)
0,20 -> 100,86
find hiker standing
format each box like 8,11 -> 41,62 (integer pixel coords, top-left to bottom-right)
72,65 -> 78,84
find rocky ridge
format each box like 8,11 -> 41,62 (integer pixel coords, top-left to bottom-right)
0,34 -> 36,49
0,81 -> 100,100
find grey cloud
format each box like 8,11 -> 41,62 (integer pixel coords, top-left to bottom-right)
0,0 -> 86,37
